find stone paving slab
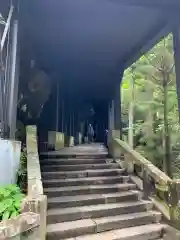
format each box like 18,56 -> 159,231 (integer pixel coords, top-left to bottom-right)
41,143 -> 108,156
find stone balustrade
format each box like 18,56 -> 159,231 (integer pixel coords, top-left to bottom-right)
110,131 -> 180,230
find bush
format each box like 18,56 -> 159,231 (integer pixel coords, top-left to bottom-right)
0,184 -> 25,221
17,147 -> 27,193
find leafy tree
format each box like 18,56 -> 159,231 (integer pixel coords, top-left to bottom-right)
121,34 -> 180,178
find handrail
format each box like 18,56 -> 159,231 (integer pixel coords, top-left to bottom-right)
21,125 -> 47,240
26,125 -> 43,195
110,134 -> 180,230
114,138 -> 171,185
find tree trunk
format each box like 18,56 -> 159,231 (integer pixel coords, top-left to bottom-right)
128,75 -> 134,148
163,72 -> 172,178
144,81 -> 154,137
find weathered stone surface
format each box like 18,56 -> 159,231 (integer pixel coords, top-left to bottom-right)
41,163 -> 120,172
94,211 -> 162,233
55,132 -> 64,150
21,195 -> 47,240
43,144 -> 168,239
48,131 -> 56,150
25,125 -> 47,240
47,219 -> 96,239
69,136 -> 75,147
113,138 -> 171,186
47,191 -> 139,209
75,223 -> 164,240
0,125 -> 46,240
43,175 -> 129,188
0,212 -> 40,239
41,144 -> 107,157
42,169 -> 125,179
163,225 -> 180,240
40,157 -> 106,165
26,125 -> 43,195
44,183 -> 136,197
168,180 -> 180,228
77,132 -> 82,145
47,201 -> 152,224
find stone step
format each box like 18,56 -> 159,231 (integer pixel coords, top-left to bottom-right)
40,158 -> 108,165
41,163 -> 120,171
43,175 -> 130,188
44,183 -> 137,197
73,224 -> 164,240
47,200 -> 152,224
42,168 -> 125,179
40,152 -> 107,159
46,212 -> 162,239
47,191 -> 140,209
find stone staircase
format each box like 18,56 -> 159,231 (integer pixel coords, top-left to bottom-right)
40,144 -> 166,240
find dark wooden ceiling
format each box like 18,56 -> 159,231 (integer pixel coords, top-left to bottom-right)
4,0 -> 180,102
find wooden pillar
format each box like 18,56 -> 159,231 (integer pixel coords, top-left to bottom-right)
108,100 -> 115,131
114,82 -> 122,139
94,100 -> 108,142
8,20 -> 19,139
65,103 -> 70,136
55,82 -> 59,132
173,28 -> 180,120
108,102 -> 112,131
75,111 -> 83,145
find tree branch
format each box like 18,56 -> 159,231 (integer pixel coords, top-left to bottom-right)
145,55 -> 162,72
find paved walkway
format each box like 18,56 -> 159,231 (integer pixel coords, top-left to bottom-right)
41,143 -> 108,156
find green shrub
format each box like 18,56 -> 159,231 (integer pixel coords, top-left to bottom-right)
0,184 -> 25,221
17,147 -> 27,193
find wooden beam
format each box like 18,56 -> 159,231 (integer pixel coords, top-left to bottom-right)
120,20 -> 169,70
109,0 -> 180,10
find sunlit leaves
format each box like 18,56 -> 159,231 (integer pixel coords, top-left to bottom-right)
121,34 -> 180,176
0,185 -> 25,221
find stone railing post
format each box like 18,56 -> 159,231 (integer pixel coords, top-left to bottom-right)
142,168 -> 156,200
21,195 -> 47,240
25,125 -> 47,240
168,180 -> 180,229
55,132 -> 64,150
69,136 -> 75,147
77,132 -> 82,145
109,130 -> 121,159
48,131 -> 56,150
124,152 -> 134,174
0,212 -> 40,240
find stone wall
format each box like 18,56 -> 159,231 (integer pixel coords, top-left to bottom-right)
0,212 -> 39,239
22,126 -> 47,240
26,126 -> 43,195
0,125 -> 47,240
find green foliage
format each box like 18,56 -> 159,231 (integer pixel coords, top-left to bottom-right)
122,33 -> 180,178
0,184 -> 25,221
17,147 -> 27,193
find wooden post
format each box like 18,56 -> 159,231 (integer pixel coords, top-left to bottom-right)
114,83 -> 121,139
173,28 -> 180,121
